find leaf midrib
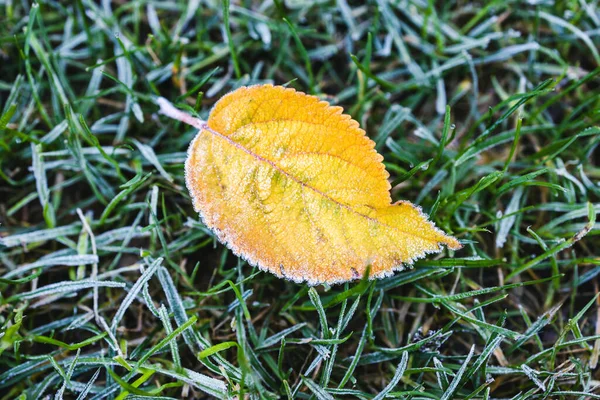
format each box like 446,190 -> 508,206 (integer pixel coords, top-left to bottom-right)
200,123 -> 441,244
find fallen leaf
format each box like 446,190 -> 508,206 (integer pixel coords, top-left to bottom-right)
170,85 -> 460,284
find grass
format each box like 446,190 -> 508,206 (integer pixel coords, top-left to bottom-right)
0,0 -> 599,398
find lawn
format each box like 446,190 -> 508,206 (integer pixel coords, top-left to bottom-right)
1,1 -> 600,399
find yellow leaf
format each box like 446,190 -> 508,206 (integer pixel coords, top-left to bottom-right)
173,85 -> 460,284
